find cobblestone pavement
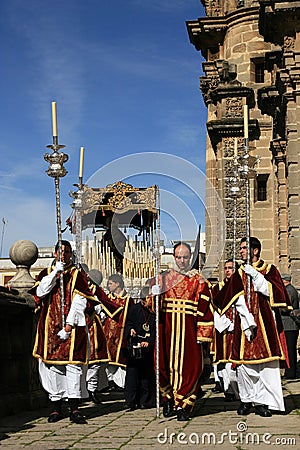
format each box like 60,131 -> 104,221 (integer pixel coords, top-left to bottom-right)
0,379 -> 299,450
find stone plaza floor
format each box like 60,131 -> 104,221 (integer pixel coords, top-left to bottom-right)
0,378 -> 299,450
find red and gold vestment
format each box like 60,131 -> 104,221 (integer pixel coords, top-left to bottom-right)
87,284 -> 123,364
103,290 -> 134,367
211,280 -> 235,364
213,260 -> 292,365
154,268 -> 213,411
32,265 -> 97,365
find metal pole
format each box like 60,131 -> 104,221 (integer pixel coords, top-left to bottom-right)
0,218 -> 7,258
75,147 -> 84,267
232,138 -> 239,271
69,148 -> 85,268
243,105 -> 251,307
154,186 -> 160,418
74,202 -> 82,268
54,176 -> 66,327
230,138 -> 241,324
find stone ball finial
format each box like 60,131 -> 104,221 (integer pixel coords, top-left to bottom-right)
9,240 -> 38,267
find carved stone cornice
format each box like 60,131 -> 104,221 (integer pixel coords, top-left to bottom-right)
259,1 -> 300,45
186,6 -> 259,59
210,85 -> 255,107
186,17 -> 227,58
289,66 -> 300,86
207,117 -> 260,146
270,138 -> 287,164
257,85 -> 280,115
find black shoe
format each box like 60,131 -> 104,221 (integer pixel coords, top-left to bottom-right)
254,405 -> 272,417
48,411 -> 64,423
237,402 -> 252,415
197,387 -> 205,399
140,402 -> 154,409
113,385 -> 124,392
88,390 -> 101,404
177,409 -> 190,421
224,393 -> 236,402
211,382 -> 223,393
70,410 -> 87,424
125,403 -> 137,411
163,399 -> 176,418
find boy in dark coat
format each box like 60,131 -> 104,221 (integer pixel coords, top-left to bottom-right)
124,286 -> 156,410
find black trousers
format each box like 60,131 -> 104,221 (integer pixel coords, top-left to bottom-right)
124,356 -> 155,407
284,330 -> 299,378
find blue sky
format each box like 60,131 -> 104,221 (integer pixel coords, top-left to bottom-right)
0,0 -> 208,257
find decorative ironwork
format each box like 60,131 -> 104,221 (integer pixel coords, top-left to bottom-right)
44,107 -> 68,327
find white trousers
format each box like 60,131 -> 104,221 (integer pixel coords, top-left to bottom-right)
86,363 -> 108,392
237,361 -> 285,411
105,365 -> 126,388
213,364 -> 220,382
218,363 -> 239,399
38,360 -> 88,401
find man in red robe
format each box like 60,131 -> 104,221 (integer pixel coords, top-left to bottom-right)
103,273 -> 134,391
214,237 -> 292,417
31,240 -> 98,424
84,268 -> 123,403
151,242 -> 213,421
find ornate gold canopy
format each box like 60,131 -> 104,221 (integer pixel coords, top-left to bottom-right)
74,181 -> 158,231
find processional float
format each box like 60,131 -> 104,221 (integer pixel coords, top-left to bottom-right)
69,152 -> 161,418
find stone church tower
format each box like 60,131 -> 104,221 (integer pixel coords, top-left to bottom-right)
187,1 -> 300,288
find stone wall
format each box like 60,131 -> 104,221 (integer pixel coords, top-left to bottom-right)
187,1 -> 300,286
0,288 -> 47,418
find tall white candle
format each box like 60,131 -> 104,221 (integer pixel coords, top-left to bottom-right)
243,105 -> 248,139
51,101 -> 58,137
79,147 -> 84,178
234,137 -> 238,157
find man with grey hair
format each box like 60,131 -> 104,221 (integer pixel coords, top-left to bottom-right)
150,242 -> 213,421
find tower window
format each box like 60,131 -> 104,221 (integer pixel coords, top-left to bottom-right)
250,58 -> 265,83
255,62 -> 265,83
256,174 -> 269,202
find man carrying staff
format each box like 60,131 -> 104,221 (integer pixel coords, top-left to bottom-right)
214,236 -> 292,417
151,242 -> 213,421
31,240 -> 98,424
